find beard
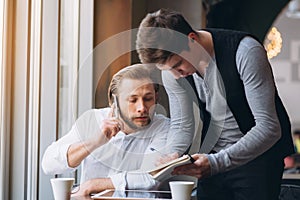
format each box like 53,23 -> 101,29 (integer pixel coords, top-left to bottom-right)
120,111 -> 152,131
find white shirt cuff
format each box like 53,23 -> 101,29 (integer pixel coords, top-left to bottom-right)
59,143 -> 75,170
109,173 -> 127,190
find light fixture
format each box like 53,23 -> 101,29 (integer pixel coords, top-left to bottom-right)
264,27 -> 282,59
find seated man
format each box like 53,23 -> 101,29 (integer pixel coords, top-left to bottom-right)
42,64 -> 170,196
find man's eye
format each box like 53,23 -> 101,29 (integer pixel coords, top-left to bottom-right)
129,99 -> 137,103
144,97 -> 154,101
171,60 -> 183,70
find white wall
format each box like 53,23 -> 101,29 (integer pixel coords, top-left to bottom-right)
145,0 -> 202,30
270,4 -> 300,130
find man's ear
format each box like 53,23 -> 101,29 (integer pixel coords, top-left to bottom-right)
188,32 -> 197,42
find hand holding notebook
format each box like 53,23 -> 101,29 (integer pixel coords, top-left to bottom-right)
147,154 -> 195,182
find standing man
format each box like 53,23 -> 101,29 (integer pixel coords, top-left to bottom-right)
42,64 -> 170,196
136,9 -> 294,200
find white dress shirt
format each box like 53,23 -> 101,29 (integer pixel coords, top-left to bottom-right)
42,108 -> 170,190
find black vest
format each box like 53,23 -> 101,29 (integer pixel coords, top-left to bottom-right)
187,28 -> 294,159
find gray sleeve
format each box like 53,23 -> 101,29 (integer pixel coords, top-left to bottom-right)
208,37 -> 281,174
161,71 -> 197,155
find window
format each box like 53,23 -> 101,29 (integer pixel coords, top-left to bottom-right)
0,0 -> 11,199
38,0 -> 93,199
0,0 -> 93,199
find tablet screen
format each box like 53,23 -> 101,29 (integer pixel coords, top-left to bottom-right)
92,189 -> 172,199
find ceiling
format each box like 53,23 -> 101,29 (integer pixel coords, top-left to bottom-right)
203,0 -> 291,42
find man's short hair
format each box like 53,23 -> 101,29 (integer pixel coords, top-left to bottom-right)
136,9 -> 196,64
108,63 -> 159,105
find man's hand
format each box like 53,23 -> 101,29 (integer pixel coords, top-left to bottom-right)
97,105 -> 124,142
100,117 -> 123,141
155,152 -> 179,166
171,154 -> 211,179
71,178 -> 114,197
67,107 -> 123,168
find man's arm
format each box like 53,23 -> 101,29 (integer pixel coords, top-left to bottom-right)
67,140 -> 100,168
41,126 -> 80,175
162,71 -> 196,155
72,178 -> 114,196
207,37 -> 281,174
42,109 -> 122,174
67,117 -> 122,168
72,173 -> 158,197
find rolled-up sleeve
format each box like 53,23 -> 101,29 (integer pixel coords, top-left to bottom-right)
109,172 -> 157,190
42,142 -> 75,175
41,126 -> 79,175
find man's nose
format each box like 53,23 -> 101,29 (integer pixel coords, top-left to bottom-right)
170,69 -> 182,79
137,100 -> 147,113
171,69 -> 187,79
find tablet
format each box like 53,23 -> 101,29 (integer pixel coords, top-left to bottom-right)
92,189 -> 172,199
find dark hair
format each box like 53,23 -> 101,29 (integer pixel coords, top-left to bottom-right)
108,63 -> 159,105
136,9 -> 196,64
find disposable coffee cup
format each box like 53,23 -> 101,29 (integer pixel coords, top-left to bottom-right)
51,178 -> 75,200
169,181 -> 194,200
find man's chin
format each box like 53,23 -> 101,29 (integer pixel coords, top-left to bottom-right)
132,121 -> 151,130
135,122 -> 149,128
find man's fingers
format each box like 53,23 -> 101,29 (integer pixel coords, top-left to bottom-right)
101,119 -> 122,139
103,126 -> 120,139
108,104 -> 115,118
172,154 -> 211,179
155,152 -> 179,166
172,163 -> 204,178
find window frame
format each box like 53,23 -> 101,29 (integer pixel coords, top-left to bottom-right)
38,0 -> 94,199
0,0 -> 13,199
0,0 -> 94,199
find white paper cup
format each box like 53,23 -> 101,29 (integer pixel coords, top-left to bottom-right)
51,178 -> 75,200
169,181 -> 194,200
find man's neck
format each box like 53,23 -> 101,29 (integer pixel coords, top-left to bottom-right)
193,31 -> 214,78
123,127 -> 135,135
197,30 -> 214,57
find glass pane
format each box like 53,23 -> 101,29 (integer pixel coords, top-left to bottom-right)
58,0 -> 79,180
0,0 -> 4,97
